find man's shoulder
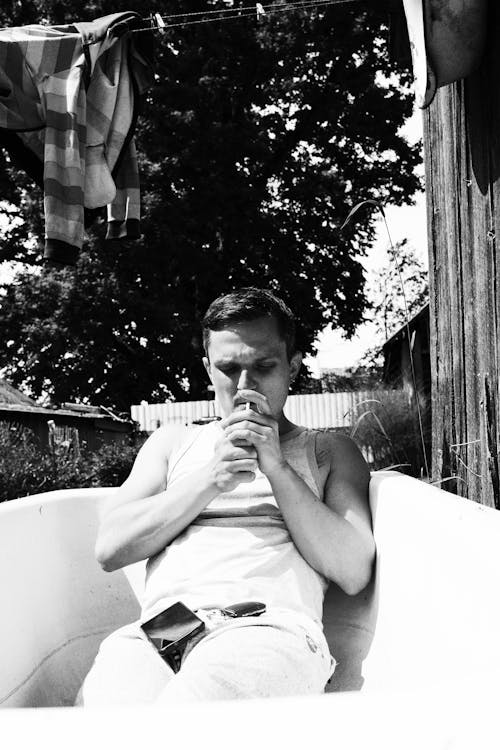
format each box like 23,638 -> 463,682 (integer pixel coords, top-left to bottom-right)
144,423 -> 199,459
312,429 -> 364,471
151,420 -> 220,456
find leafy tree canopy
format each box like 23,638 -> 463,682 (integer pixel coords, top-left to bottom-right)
0,0 -> 421,411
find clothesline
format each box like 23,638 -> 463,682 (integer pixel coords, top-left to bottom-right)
131,0 -> 362,33
0,0 -> 363,39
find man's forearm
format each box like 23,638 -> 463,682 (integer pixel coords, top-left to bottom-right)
266,462 -> 375,595
95,465 -> 219,572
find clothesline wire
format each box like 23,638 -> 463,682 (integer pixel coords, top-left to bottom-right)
0,0 -> 362,36
131,0 -> 362,33
150,0 -> 359,21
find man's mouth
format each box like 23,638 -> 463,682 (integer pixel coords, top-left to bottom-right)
234,399 -> 250,411
234,396 -> 260,413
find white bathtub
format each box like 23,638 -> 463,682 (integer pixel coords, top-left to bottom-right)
1,471 -> 499,748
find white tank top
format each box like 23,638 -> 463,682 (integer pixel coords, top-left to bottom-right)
141,421 -> 329,626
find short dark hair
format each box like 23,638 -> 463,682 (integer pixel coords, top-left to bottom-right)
202,287 -> 296,360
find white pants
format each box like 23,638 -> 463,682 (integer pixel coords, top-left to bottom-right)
80,610 -> 335,705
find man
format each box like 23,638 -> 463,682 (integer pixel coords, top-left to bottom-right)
81,287 -> 375,704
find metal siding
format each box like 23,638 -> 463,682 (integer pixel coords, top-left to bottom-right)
131,392 -> 393,432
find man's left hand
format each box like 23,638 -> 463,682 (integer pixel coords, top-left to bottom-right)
220,389 -> 286,477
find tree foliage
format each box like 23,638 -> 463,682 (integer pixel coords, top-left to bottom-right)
320,367 -> 384,393
369,238 -> 428,341
0,0 -> 421,410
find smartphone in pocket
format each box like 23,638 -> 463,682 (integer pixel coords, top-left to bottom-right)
141,601 -> 205,657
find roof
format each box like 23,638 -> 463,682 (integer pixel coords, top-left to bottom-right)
0,380 -> 128,424
0,402 -> 130,423
382,303 -> 430,350
0,379 -> 36,406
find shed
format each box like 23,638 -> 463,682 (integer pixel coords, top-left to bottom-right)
381,303 -> 431,472
382,303 -> 430,403
0,381 -> 133,451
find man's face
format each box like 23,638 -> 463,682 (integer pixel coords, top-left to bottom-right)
203,316 -> 301,420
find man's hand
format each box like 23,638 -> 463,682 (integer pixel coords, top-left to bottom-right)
209,433 -> 259,493
219,389 -> 286,478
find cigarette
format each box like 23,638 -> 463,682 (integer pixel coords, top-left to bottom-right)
245,401 -> 261,414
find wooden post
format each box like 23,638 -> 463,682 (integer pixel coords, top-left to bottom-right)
423,3 -> 500,507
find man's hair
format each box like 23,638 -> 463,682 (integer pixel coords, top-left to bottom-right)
202,287 -> 296,360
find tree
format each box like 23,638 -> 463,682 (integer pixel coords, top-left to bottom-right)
298,365 -> 384,394
370,239 -> 428,341
0,0 -> 421,410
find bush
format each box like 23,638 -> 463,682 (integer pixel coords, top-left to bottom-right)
349,390 -> 431,479
85,440 -> 146,488
0,423 -> 54,500
0,423 -> 146,503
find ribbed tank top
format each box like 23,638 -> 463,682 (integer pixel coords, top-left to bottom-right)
141,420 -> 329,625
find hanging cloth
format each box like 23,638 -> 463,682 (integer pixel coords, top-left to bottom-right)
402,0 -> 487,108
0,12 -> 154,264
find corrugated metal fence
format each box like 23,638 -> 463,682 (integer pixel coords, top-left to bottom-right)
131,391 -> 391,432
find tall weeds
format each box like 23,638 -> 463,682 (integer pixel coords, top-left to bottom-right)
349,389 -> 431,479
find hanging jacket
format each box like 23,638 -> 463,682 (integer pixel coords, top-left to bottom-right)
0,12 -> 154,264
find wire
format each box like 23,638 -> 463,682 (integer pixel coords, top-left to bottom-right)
0,0 -> 362,37
130,0 -> 362,33
157,0 -> 359,21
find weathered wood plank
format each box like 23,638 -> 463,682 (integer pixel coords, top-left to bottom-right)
423,3 -> 500,507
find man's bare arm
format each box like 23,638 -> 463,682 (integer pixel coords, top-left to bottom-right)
266,432 -> 374,595
95,426 -> 212,571
223,397 -> 374,596
95,425 -> 258,572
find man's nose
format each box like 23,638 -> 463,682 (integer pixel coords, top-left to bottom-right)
237,369 -> 255,390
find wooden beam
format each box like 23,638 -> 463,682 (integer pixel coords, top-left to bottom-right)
423,3 -> 500,507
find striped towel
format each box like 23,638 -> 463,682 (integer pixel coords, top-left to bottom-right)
0,12 -> 154,264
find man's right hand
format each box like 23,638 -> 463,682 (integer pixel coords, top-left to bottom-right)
209,434 -> 258,493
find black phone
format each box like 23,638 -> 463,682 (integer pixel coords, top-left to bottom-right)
141,602 -> 205,657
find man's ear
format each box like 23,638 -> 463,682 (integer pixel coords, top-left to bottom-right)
289,351 -> 302,383
203,356 -> 212,382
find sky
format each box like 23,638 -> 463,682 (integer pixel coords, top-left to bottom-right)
305,107 -> 427,375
